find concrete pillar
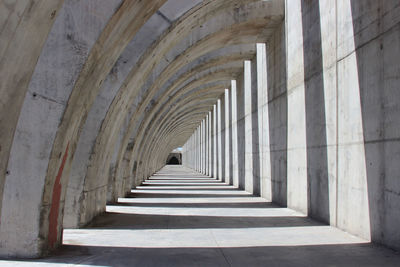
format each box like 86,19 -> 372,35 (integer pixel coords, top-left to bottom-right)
217,99 -> 223,180
205,115 -> 209,176
213,104 -> 218,178
192,134 -> 195,169
244,60 -> 254,193
198,126 -> 201,172
196,126 -> 201,172
188,136 -> 191,168
203,118 -> 207,174
196,127 -> 199,171
200,121 -> 203,173
208,111 -> 213,177
230,80 -> 239,187
194,129 -> 196,170
224,89 -> 231,184
286,0 -> 308,214
257,43 -> 272,200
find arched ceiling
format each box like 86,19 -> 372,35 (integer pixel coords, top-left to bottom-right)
0,0 -> 285,254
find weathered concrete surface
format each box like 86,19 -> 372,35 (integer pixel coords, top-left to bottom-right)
1,0 -> 122,255
75,0 -> 284,228
64,6 -> 172,229
284,0 -> 400,250
2,166 -> 400,266
0,0 -> 64,236
183,0 -> 400,252
1,0 -> 400,259
38,0 -> 166,253
99,1 -> 282,203
1,0 -> 166,257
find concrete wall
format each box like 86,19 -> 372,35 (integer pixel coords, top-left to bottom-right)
285,0 -> 400,250
0,0 -> 120,257
183,0 -> 400,252
182,27 -> 287,199
1,0 -> 399,258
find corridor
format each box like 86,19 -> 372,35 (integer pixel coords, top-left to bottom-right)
3,165 -> 399,266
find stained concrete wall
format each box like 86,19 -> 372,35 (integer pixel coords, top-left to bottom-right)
183,0 -> 400,252
63,7 -> 170,229
1,0 -> 399,258
182,32 -> 286,198
285,0 -> 400,250
266,23 -> 287,206
0,0 -> 121,257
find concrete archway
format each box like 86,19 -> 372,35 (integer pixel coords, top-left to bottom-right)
0,0 -> 399,261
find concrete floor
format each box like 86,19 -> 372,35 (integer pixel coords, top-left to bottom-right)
2,165 -> 400,266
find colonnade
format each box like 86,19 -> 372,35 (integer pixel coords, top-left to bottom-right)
182,43 -> 271,198
0,0 -> 399,258
181,0 -> 400,252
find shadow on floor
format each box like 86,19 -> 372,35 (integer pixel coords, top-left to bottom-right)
2,166 -> 400,266
126,192 -> 253,198
142,180 -> 222,184
5,244 -> 400,267
134,187 -> 240,191
86,213 -> 320,229
113,202 -> 279,208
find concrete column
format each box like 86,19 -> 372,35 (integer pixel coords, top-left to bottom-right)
193,134 -> 195,169
257,43 -> 272,200
188,137 -> 191,168
224,89 -> 231,184
213,104 -> 218,178
198,126 -> 201,172
188,136 -> 191,168
217,99 -> 223,180
194,129 -> 196,170
244,60 -> 254,193
200,121 -> 203,173
196,127 -> 199,171
230,80 -> 239,187
208,111 -> 213,177
203,119 -> 207,174
205,115 -> 209,176
182,144 -> 186,166
199,123 -> 201,172
286,0 -> 308,214
192,134 -> 195,169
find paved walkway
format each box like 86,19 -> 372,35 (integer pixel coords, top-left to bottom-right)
2,165 -> 400,266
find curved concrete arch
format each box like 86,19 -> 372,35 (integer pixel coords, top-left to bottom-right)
147,98 -> 223,174
83,0 -> 268,183
139,113 -> 211,181
153,125 -> 205,172
0,0 -> 287,258
84,0 -> 282,184
2,0 -> 400,260
149,126 -> 199,173
147,107 -> 217,174
109,55 -> 252,200
132,88 -> 226,168
128,82 -> 232,183
81,73 -> 236,216
0,0 -> 64,226
62,1 -> 280,228
137,99 -> 222,181
125,89 -> 225,188
63,1 -> 193,229
37,0 -> 166,253
86,16 -> 275,188
79,21 -> 272,220
149,122 -> 203,172
142,109 -> 214,178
